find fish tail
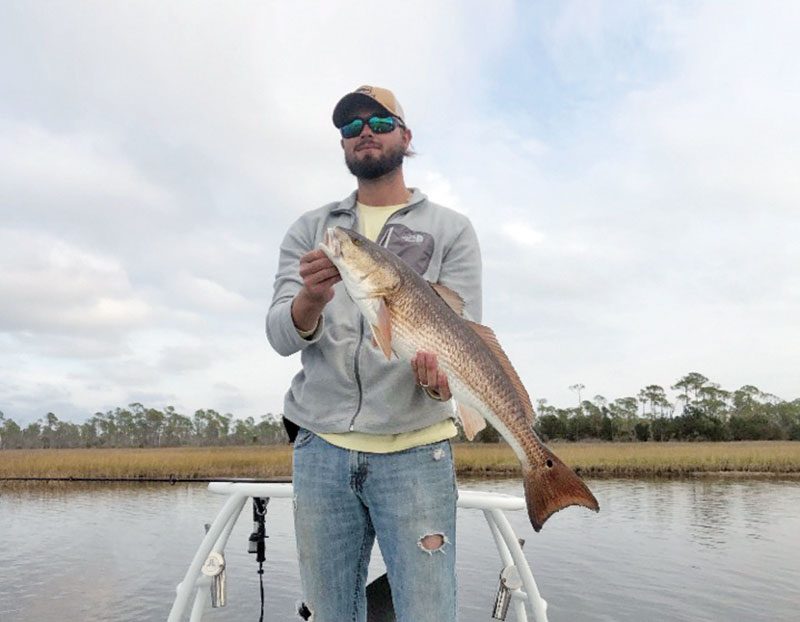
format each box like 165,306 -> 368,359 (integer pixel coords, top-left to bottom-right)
522,448 -> 599,532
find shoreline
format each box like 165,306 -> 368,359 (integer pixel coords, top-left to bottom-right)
458,468 -> 800,479
1,441 -> 799,481
2,472 -> 798,489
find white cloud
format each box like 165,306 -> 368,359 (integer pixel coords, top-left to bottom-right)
412,170 -> 462,212
0,122 -> 172,208
0,229 -> 150,334
170,272 -> 254,315
0,1 -> 798,423
501,222 -> 545,247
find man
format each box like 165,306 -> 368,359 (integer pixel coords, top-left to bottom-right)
266,85 -> 482,622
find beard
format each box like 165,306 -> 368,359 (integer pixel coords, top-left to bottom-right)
345,142 -> 405,180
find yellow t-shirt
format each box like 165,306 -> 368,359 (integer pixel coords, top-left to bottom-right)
317,200 -> 458,453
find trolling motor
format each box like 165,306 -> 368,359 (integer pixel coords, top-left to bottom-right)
248,497 -> 270,621
248,497 -> 269,560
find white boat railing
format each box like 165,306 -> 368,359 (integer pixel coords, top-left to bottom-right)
168,482 -> 549,622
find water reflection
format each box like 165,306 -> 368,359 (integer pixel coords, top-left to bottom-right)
687,479 -> 734,548
2,477 -> 799,622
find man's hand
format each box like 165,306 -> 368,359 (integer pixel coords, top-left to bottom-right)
292,249 -> 341,332
411,351 -> 452,401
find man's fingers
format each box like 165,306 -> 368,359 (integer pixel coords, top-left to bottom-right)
412,352 -> 451,399
425,353 -> 439,388
315,274 -> 341,291
297,246 -> 340,306
302,266 -> 340,285
415,351 -> 439,389
299,251 -> 337,279
300,257 -> 338,277
300,248 -> 328,263
299,247 -> 340,288
415,352 -> 430,387
300,254 -> 335,270
437,370 -> 451,400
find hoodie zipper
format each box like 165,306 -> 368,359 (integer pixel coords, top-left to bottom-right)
348,319 -> 365,431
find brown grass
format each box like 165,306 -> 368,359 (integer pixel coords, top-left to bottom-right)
0,446 -> 293,479
1,441 -> 798,481
454,441 -> 800,477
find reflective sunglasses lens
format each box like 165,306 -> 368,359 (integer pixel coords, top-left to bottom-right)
367,116 -> 396,133
340,119 -> 364,138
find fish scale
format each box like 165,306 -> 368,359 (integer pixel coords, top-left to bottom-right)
389,286 -> 529,453
321,226 -> 599,531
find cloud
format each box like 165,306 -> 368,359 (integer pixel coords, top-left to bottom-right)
0,122 -> 173,220
169,272 -> 254,315
0,1 -> 798,423
0,229 -> 150,335
501,222 -> 546,247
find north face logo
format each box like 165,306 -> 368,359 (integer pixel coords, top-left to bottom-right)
400,233 -> 424,244
377,224 -> 434,276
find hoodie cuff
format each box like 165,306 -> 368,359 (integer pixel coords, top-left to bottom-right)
270,300 -> 325,353
296,316 -> 324,341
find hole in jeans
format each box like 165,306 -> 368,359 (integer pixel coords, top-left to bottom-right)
418,532 -> 448,554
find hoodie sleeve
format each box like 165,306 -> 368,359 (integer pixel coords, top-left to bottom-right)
439,217 -> 483,323
266,216 -> 325,356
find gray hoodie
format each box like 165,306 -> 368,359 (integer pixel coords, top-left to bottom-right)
266,188 -> 482,434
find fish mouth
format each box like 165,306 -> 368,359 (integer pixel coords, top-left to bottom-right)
321,227 -> 341,258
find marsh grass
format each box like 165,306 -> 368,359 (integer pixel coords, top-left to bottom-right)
454,441 -> 800,476
1,442 -> 798,480
0,446 -> 293,479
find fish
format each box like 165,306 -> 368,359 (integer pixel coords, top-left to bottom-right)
319,226 -> 599,532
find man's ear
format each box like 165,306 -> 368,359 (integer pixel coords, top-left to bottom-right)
340,138 -> 345,150
403,127 -> 413,148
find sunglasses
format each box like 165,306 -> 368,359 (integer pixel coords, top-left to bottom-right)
339,115 -> 404,139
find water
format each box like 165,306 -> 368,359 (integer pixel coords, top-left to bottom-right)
1,477 -> 799,621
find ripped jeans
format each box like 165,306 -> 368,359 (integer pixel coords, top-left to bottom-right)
292,429 -> 457,621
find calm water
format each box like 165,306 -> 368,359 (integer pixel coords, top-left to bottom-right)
1,477 -> 799,621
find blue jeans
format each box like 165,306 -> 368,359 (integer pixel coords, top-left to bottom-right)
292,429 -> 458,622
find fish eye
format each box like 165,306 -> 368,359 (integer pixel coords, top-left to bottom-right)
352,238 -> 362,246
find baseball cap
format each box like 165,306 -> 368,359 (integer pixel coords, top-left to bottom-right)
332,85 -> 406,128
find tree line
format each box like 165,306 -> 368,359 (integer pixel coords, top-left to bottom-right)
0,404 -> 289,450
1,372 -> 799,449
526,372 -> 800,443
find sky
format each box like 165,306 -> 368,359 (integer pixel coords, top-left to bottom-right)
1,1 -> 798,425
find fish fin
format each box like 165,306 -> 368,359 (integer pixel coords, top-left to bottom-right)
429,282 -> 466,317
370,298 -> 393,360
522,452 -> 600,532
465,321 -> 536,424
371,334 -> 379,348
456,401 -> 487,441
